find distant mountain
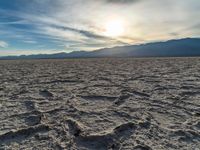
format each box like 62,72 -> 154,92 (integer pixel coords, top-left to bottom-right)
1,38 -> 200,59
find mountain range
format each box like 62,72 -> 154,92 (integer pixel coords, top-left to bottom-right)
1,38 -> 200,59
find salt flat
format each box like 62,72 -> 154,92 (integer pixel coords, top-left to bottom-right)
0,58 -> 200,150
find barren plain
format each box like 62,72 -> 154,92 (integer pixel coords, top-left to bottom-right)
0,58 -> 200,150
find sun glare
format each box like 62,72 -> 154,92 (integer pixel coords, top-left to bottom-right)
104,19 -> 124,37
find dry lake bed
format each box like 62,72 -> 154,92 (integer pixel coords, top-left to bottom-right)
0,58 -> 200,150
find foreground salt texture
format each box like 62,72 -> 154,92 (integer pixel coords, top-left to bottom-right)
0,58 -> 200,150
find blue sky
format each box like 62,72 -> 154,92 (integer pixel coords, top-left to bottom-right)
0,0 -> 200,56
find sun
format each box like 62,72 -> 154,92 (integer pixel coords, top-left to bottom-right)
104,19 -> 125,37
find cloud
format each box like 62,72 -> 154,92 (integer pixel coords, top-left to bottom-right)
0,41 -> 8,48
52,25 -> 116,41
39,25 -> 127,50
0,0 -> 200,55
23,40 -> 37,44
105,0 -> 140,4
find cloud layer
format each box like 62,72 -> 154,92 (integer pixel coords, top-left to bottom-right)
0,0 -> 199,55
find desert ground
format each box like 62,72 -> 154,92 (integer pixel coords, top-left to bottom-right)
0,58 -> 200,150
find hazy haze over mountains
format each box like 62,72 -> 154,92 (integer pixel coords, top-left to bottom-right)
1,38 -> 200,59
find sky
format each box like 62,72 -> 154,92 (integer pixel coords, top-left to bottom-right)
0,0 -> 200,56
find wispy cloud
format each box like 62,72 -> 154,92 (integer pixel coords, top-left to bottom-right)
0,41 -> 8,48
105,0 -> 141,4
23,40 -> 37,44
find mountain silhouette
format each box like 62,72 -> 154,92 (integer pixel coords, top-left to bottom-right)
1,38 -> 200,59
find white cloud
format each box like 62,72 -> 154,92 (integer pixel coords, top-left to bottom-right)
23,40 -> 37,44
0,41 -> 8,48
